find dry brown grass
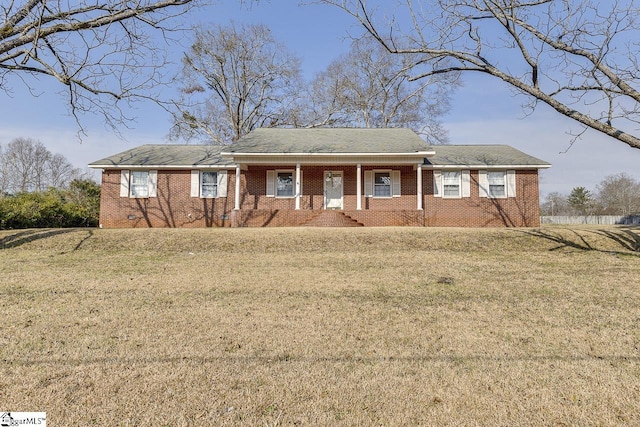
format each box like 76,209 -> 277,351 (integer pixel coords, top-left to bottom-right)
1,225 -> 640,426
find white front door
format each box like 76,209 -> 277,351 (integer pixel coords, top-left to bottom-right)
324,171 -> 343,209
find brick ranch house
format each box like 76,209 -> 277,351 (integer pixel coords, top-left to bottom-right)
89,128 -> 550,228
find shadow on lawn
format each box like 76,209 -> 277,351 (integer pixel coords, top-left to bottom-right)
520,226 -> 640,256
0,228 -> 93,250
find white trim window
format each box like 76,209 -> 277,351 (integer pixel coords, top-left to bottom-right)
266,170 -> 295,198
374,172 -> 392,197
442,171 -> 461,198
130,171 -> 149,198
120,169 -> 157,198
277,171 -> 294,197
364,170 -> 401,198
488,171 -> 506,198
190,170 -> 228,198
433,170 -> 470,198
479,170 -> 516,198
201,171 -> 218,197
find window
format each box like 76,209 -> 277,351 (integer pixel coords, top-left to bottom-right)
191,170 -> 227,198
488,171 -> 506,198
130,171 -> 149,198
434,170 -> 470,198
120,170 -> 157,198
374,172 -> 392,197
442,171 -> 461,198
277,171 -> 294,197
479,170 -> 515,198
201,171 -> 218,198
364,170 -> 401,198
266,170 -> 299,198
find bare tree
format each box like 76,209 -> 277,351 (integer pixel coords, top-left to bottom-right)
30,141 -> 52,192
307,36 -> 456,143
171,23 -> 304,144
3,137 -> 38,192
0,144 -> 7,195
1,137 -> 81,193
1,0 -> 197,136
325,0 -> 640,150
48,153 -> 83,189
540,191 -> 570,216
596,173 -> 640,216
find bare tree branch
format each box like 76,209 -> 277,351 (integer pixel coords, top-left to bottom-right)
0,0 -> 197,138
324,0 -> 640,150
171,23 -> 304,144
306,35 -> 457,143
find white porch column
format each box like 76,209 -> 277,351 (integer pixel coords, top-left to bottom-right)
295,163 -> 301,210
356,163 -> 362,210
234,164 -> 241,210
416,163 -> 423,210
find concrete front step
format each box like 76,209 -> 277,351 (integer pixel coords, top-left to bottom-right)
302,210 -> 364,227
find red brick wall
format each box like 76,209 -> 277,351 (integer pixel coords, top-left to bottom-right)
98,167 -> 541,228
98,169 -> 236,228
423,169 -> 541,227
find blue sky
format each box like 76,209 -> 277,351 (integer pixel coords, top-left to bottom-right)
1,0 -> 639,198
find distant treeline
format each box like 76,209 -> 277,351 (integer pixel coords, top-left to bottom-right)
0,138 -> 100,229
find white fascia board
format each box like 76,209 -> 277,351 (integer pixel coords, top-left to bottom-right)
88,164 -> 237,169
221,151 -> 435,157
423,164 -> 551,169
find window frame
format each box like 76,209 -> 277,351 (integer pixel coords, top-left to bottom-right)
275,170 -> 295,198
200,171 -> 218,198
442,170 -> 462,199
373,170 -> 392,198
129,170 -> 150,198
487,170 -> 507,198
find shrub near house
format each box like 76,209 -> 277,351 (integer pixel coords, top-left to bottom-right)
0,180 -> 100,229
90,128 -> 550,228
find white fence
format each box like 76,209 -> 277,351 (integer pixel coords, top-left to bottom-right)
541,215 -> 640,225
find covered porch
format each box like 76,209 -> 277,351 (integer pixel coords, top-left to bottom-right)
228,162 -> 428,227
234,163 -> 427,210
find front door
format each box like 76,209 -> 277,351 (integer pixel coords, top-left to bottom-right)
324,171 -> 343,209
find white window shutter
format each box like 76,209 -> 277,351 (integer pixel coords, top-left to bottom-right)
148,170 -> 158,197
433,170 -> 441,197
364,171 -> 373,197
120,170 -> 130,197
266,170 -> 276,197
507,170 -> 516,198
298,169 -> 303,196
392,170 -> 401,197
461,170 -> 471,198
478,170 -> 489,198
217,170 -> 228,197
190,170 -> 200,197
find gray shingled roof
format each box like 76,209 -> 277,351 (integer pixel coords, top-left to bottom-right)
89,144 -> 231,168
425,145 -> 550,167
89,132 -> 550,169
224,128 -> 432,154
